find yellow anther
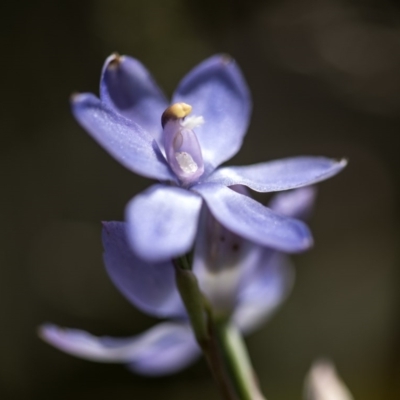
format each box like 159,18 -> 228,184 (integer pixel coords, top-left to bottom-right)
161,103 -> 192,128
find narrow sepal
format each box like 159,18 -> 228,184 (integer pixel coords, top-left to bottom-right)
195,183 -> 313,253
39,322 -> 199,376
206,157 -> 347,192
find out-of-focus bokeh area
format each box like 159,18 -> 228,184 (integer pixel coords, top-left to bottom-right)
1,0 -> 400,399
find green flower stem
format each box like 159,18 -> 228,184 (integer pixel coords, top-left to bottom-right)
176,254 -> 191,270
174,260 -> 238,400
174,264 -> 208,343
174,258 -> 264,400
215,321 -> 267,400
201,327 -> 240,400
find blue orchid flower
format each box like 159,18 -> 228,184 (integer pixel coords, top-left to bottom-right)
40,187 -> 316,376
71,53 -> 346,262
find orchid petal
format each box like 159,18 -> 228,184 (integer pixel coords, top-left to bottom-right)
102,222 -> 186,319
206,157 -> 347,192
127,325 -> 200,376
39,322 -> 199,376
269,186 -> 317,220
195,183 -> 313,253
71,93 -> 174,181
125,185 -> 202,262
233,253 -> 295,334
231,188 -> 316,332
173,55 -> 251,168
100,54 -> 168,147
192,206 -> 256,316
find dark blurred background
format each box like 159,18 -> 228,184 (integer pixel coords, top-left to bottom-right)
1,0 -> 399,399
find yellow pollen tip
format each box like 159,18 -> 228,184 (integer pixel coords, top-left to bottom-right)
161,103 -> 192,128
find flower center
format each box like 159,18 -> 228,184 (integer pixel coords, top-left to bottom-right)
175,152 -> 198,174
161,103 -> 205,185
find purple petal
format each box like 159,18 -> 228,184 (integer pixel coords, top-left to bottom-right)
125,185 -> 203,262
102,222 -> 186,319
206,157 -> 347,192
192,206 -> 256,316
100,54 -> 168,147
233,253 -> 295,334
268,186 -> 317,220
195,183 -> 313,253
127,325 -> 200,376
39,322 -> 200,376
71,93 -> 174,181
173,55 -> 251,168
